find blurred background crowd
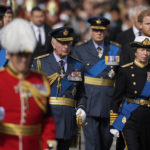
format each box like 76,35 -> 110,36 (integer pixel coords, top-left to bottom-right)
0,0 -> 150,52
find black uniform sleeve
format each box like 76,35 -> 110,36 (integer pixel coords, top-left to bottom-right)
111,68 -> 127,113
75,65 -> 87,111
110,67 -> 127,125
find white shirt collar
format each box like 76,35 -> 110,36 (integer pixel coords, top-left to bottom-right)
133,25 -> 139,37
53,51 -> 67,64
93,40 -> 104,51
32,23 -> 44,31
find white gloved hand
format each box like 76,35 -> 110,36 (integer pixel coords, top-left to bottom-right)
110,129 -> 119,137
76,108 -> 86,123
0,107 -> 5,121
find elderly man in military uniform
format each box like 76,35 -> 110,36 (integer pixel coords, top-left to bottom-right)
72,16 -> 121,150
0,18 -> 57,150
32,26 -> 86,150
110,36 -> 150,150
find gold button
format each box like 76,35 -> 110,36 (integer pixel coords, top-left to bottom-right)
133,82 -> 136,85
131,66 -> 134,69
131,74 -> 135,77
134,90 -> 138,94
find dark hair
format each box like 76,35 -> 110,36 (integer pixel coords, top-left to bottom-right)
110,6 -> 120,14
132,47 -> 137,53
31,7 -> 42,15
138,9 -> 150,23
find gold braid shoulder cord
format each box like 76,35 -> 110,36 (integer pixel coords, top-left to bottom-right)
19,75 -> 50,113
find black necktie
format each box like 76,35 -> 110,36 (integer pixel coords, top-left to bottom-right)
38,28 -> 42,46
138,30 -> 141,36
59,60 -> 65,73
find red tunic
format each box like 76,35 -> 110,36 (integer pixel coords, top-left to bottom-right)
0,67 -> 56,150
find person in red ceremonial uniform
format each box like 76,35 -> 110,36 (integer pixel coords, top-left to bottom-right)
0,18 -> 57,150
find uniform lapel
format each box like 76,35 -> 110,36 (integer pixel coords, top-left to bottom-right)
66,56 -> 74,75
87,40 -> 99,59
48,53 -> 60,74
102,41 -> 110,59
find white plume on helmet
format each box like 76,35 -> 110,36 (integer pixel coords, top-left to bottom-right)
0,18 -> 37,53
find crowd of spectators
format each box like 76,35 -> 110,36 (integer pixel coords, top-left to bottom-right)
0,0 -> 149,43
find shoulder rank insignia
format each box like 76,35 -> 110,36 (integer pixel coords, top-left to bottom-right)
110,41 -> 121,47
77,40 -> 88,46
34,53 -> 50,60
70,56 -> 82,63
121,62 -> 134,68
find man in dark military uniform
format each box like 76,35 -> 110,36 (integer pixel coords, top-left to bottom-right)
110,36 -> 150,150
32,26 -> 86,150
72,16 -> 121,150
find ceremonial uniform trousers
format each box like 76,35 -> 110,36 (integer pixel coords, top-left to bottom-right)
110,61 -> 150,150
0,66 -> 56,150
33,53 -> 86,150
72,40 -> 121,150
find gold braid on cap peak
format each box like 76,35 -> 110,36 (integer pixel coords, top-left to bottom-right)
56,37 -> 73,41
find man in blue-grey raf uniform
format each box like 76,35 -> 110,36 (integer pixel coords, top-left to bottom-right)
32,26 -> 87,150
72,16 -> 121,150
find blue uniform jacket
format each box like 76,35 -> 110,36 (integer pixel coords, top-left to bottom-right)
72,40 -> 121,118
32,53 -> 86,140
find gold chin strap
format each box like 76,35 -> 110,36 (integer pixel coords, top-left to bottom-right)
18,76 -> 50,112
47,73 -> 61,96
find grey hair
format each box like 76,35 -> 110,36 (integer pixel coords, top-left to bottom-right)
128,5 -> 148,19
51,37 -> 57,44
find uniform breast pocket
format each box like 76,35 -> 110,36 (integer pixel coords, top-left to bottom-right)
83,61 -> 94,72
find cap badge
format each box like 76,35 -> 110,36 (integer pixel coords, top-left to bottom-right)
63,29 -> 69,36
96,19 -> 101,24
143,38 -> 150,45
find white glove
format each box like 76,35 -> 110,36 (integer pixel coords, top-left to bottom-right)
110,129 -> 119,137
0,107 -> 5,121
76,108 -> 86,123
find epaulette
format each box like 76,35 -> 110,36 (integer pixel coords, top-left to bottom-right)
34,53 -> 50,60
110,41 -> 121,47
70,56 -> 82,63
0,67 -> 5,72
121,62 -> 133,68
76,40 -> 88,46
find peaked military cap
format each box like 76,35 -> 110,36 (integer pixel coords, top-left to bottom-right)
87,16 -> 110,30
0,5 -> 7,17
50,26 -> 74,42
131,36 -> 150,48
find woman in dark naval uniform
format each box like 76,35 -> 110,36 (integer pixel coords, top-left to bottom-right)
110,36 -> 150,150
